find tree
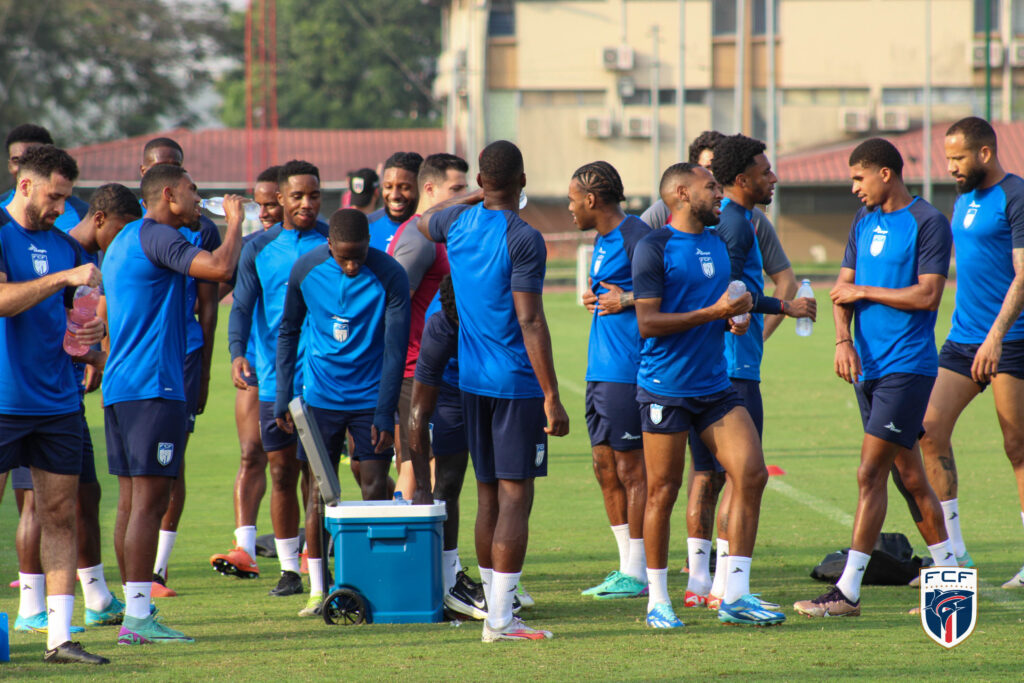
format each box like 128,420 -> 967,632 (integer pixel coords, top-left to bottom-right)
0,0 -> 230,146
217,0 -> 441,129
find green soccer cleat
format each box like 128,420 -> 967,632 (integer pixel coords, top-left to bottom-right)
582,571 -> 622,596
14,611 -> 84,634
298,592 -> 323,617
594,572 -> 648,600
117,614 -> 194,645
85,595 -> 125,626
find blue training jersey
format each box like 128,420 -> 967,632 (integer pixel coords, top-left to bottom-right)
1,190 -> 89,233
368,208 -> 403,253
586,215 -> 651,384
179,216 -> 222,355
632,227 -> 732,399
101,218 -> 202,405
416,307 -> 460,391
276,245 -> 410,434
842,198 -> 952,380
948,174 -> 1024,344
429,203 -> 545,399
0,211 -> 83,415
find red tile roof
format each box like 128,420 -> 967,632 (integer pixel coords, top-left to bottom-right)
68,127 -> 450,189
778,120 -> 1024,185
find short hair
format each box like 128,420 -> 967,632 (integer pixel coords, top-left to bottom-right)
658,162 -> 700,198
710,134 -> 767,187
256,165 -> 283,184
88,183 -> 143,219
688,130 -> 724,165
439,274 -> 458,325
419,153 -> 468,188
329,208 -> 369,243
383,151 -> 424,175
848,138 -> 904,177
478,140 -> 523,189
277,159 -> 320,186
571,161 -> 625,205
947,116 -> 997,153
17,145 -> 79,182
6,124 -> 53,151
140,164 -> 189,205
143,137 -> 184,159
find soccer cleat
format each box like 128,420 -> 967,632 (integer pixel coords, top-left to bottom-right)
793,586 -> 861,618
43,641 -> 109,665
1001,565 -> 1024,589
706,594 -> 723,610
298,592 -> 323,617
14,611 -> 85,634
481,616 -> 553,642
300,551 -> 309,575
117,614 -> 194,644
749,593 -> 781,610
957,551 -> 975,568
150,573 -> 177,598
582,571 -> 621,596
592,572 -> 648,600
9,579 -> 19,588
268,570 -> 303,597
719,593 -> 787,625
515,583 -> 535,608
646,602 -> 685,628
85,595 -> 125,626
210,547 -> 260,579
684,590 -> 708,607
444,570 -> 488,620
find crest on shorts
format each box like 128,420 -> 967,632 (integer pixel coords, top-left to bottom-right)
333,317 -> 349,343
157,442 -> 174,467
650,403 -> 664,425
963,201 -> 980,228
351,177 -> 365,194
535,443 -> 546,467
870,227 -> 887,257
920,568 -> 977,649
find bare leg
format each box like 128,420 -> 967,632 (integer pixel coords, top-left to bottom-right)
919,369 -> 980,501
31,469 -> 80,595
16,490 -> 43,574
641,431 -> 686,569
991,374 -> 1024,514
592,444 -> 627,527
434,451 -> 469,551
267,445 -> 302,539
234,387 -> 267,527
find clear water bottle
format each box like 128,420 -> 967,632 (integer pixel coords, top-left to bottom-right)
63,286 -> 100,356
200,196 -> 261,221
518,190 -> 528,210
393,491 -> 409,505
795,278 -> 814,337
727,279 -> 750,324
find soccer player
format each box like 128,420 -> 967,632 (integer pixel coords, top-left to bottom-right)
2,124 -> 90,231
1,145 -> 108,664
632,162 -> 785,629
916,117 -> 1024,587
228,160 -> 329,598
346,167 -> 380,216
275,208 -> 410,616
793,138 -> 957,617
102,164 -> 243,644
419,140 -> 569,642
569,161 -> 651,599
210,165 -> 284,579
368,152 -> 422,251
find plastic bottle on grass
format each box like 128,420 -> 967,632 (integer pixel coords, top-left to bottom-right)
795,279 -> 814,337
200,196 -> 260,221
727,280 -> 750,325
63,286 -> 100,356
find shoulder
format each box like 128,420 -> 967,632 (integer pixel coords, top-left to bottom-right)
51,226 -> 84,256
621,215 -> 653,241
908,198 -> 948,226
425,309 -> 455,338
67,195 -> 90,216
313,219 -> 330,238
252,225 -> 283,251
367,208 -> 388,225
1000,173 -> 1024,196
366,247 -> 407,276
636,228 -> 673,257
291,243 -> 331,280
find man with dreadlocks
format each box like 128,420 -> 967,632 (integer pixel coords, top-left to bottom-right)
569,161 -> 652,600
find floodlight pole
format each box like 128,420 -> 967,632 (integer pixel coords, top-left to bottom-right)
652,24 -> 661,205
676,0 -> 686,163
923,0 -> 933,203
767,0 -> 779,226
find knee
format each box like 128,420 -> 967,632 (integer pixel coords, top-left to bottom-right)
646,479 -> 680,509
592,453 -> 617,486
856,461 -> 888,491
616,457 -> 646,490
1002,431 -> 1024,464
239,442 -> 266,469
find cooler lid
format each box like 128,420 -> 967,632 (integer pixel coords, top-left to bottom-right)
325,500 -> 446,519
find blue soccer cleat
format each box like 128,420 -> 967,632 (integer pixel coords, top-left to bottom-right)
14,611 -> 85,634
645,602 -> 685,629
718,593 -> 786,626
85,595 -> 126,626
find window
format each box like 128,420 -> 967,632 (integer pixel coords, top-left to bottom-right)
783,89 -> 870,106
752,0 -> 779,35
713,0 -> 736,36
1014,0 -> 1024,34
975,0 -> 1001,33
520,90 -> 605,108
621,89 -> 708,106
488,4 -> 515,37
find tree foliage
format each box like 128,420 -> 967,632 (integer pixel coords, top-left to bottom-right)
217,0 -> 441,129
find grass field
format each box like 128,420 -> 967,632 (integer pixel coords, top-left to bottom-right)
2,288 -> 1023,680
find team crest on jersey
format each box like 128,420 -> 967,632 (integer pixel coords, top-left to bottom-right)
649,403 -> 664,425
332,317 -> 350,343
700,257 -> 715,278
963,201 -> 980,228
28,245 -> 49,275
920,568 -> 977,649
592,247 -> 606,277
157,442 -> 174,467
535,443 -> 546,467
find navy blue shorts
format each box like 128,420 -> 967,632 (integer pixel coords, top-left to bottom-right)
0,411 -> 83,476
462,392 -> 548,483
297,405 -> 390,464
689,379 -> 762,473
938,339 -> 1024,390
430,384 -> 467,457
585,381 -> 643,452
11,409 -> 98,488
105,399 -> 186,477
184,348 -> 203,432
854,372 -> 933,449
639,387 -> 743,437
259,400 -> 297,452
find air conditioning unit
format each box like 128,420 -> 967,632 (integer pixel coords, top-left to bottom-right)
970,40 -> 1004,68
624,116 -> 653,138
839,107 -> 871,133
1009,40 -> 1024,67
878,107 -> 911,132
583,115 -> 614,139
602,45 -> 634,71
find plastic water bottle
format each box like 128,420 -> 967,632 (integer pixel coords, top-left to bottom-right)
393,491 -> 409,505
518,190 -> 528,210
727,279 -> 750,324
63,286 -> 100,356
795,278 -> 814,337
200,196 -> 261,222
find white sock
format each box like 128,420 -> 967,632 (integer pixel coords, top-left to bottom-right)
235,525 -> 258,559
45,594 -> 74,650
487,570 -> 520,629
18,573 -> 46,618
686,538 -> 713,595
153,530 -> 177,580
626,538 -> 646,583
709,539 -> 729,598
125,581 -> 152,620
723,556 -> 752,604
836,549 -> 870,603
646,567 -> 670,611
940,499 -> 966,557
1020,510 -> 1024,531
928,540 -> 957,567
443,549 -> 460,592
308,558 -> 324,596
478,566 -> 493,608
610,523 -> 630,574
275,537 -> 300,574
77,564 -> 113,611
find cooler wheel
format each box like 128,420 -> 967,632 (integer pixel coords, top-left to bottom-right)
322,587 -> 367,625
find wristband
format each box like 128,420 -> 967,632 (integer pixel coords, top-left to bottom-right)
780,300 -> 787,315
836,339 -> 852,346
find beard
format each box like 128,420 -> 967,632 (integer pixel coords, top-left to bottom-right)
956,166 -> 987,194
24,203 -> 55,231
693,204 -> 720,227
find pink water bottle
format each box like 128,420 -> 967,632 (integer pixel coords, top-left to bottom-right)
63,286 -> 100,356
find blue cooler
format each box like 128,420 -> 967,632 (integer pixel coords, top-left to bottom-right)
324,500 -> 446,624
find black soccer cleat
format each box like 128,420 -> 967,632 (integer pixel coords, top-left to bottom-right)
268,570 -> 304,597
44,641 -> 110,665
444,570 -> 488,620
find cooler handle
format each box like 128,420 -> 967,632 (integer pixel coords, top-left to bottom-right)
367,525 -> 407,540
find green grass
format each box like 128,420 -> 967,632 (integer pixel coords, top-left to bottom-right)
2,289 -> 1023,680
